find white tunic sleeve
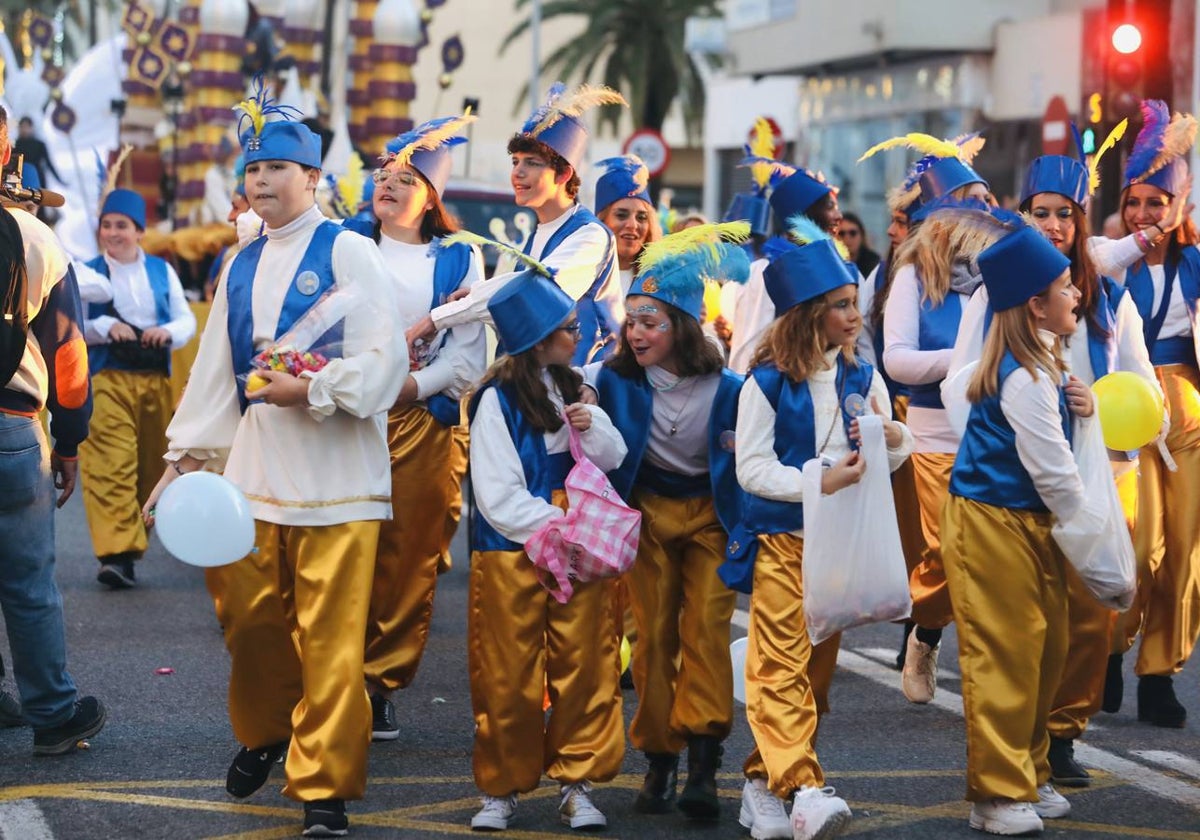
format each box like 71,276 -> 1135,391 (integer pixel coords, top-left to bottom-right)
857,265 -> 879,365
1088,234 -> 1146,278
576,404 -> 628,472
882,265 -> 953,385
944,285 -> 989,386
1000,368 -> 1085,522
735,375 -> 805,503
409,247 -> 487,399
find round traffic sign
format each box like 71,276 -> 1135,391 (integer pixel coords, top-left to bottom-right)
622,129 -> 671,177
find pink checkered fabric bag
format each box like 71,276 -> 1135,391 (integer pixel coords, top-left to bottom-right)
525,419 -> 642,603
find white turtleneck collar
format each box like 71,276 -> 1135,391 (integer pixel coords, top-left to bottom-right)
265,204 -> 325,241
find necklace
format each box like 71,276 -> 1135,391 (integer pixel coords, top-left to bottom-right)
664,377 -> 700,436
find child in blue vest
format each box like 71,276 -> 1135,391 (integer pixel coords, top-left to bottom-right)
80,187 -> 195,588
341,112 -> 487,742
466,261 -> 627,832
584,222 -> 749,822
942,224 -> 1093,836
733,232 -> 911,840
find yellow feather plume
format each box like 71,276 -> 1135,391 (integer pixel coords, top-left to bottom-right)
532,84 -> 628,135
858,133 -> 962,163
637,221 -> 750,275
233,94 -> 266,140
441,230 -> 553,278
337,153 -> 364,216
390,111 -> 478,166
748,117 -> 776,190
1089,119 -> 1128,194
102,144 -> 134,200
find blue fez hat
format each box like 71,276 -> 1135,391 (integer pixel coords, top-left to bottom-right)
1021,155 -> 1089,207
1124,99 -> 1197,197
100,188 -> 146,229
488,270 -> 576,355
594,155 -> 652,213
385,111 -> 476,196
979,225 -> 1070,312
768,168 -> 833,220
763,238 -> 857,316
919,157 -> 987,202
520,82 -> 628,170
235,76 -> 322,169
21,165 -> 40,191
723,193 -> 770,236
632,222 -> 752,322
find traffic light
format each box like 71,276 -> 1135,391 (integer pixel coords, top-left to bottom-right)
1107,20 -> 1144,119
1104,0 -> 1171,117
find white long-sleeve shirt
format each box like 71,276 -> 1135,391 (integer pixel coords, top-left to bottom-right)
164,204 -> 407,526
1088,233 -> 1149,279
71,260 -> 113,304
376,234 -> 486,400
84,250 -> 196,349
430,203 -> 624,332
470,375 -> 628,544
882,264 -> 966,452
728,258 -> 771,375
736,351 -> 913,522
857,264 -> 881,366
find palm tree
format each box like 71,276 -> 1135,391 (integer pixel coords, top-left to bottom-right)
500,0 -> 720,142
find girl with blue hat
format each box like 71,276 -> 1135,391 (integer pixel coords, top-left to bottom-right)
142,81 -> 407,837
80,153 -> 196,590
730,219 -> 911,840
462,248 -> 627,832
594,154 -> 661,296
941,222 -> 1094,836
335,112 -> 487,743
582,222 -> 749,822
1110,99 -> 1200,730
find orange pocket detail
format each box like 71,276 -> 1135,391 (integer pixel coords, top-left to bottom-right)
54,338 -> 90,409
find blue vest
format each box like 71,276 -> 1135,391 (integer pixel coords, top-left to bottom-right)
908,287 -> 962,409
226,220 -> 345,413
466,381 -> 574,552
1125,248 -> 1200,367
524,206 -> 618,364
594,365 -> 745,534
424,241 -> 474,426
85,253 -> 174,375
949,352 -> 1072,513
719,356 -> 875,593
1084,277 -> 1124,380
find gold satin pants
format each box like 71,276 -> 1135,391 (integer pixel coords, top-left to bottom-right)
626,491 -> 736,755
741,532 -> 834,798
437,421 -> 470,574
909,451 -> 956,630
79,369 -> 172,559
206,519 -> 379,801
942,496 -> 1068,802
1128,365 -> 1200,676
468,528 -> 624,795
1049,464 -> 1134,739
364,406 -> 465,693
891,396 -> 928,581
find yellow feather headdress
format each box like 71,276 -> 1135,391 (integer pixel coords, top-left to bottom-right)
745,117 -> 778,193
1088,119 -> 1128,194
522,82 -> 628,136
382,109 -> 477,167
637,221 -> 751,277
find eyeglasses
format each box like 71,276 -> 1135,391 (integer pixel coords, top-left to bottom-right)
558,320 -> 583,338
372,168 -> 419,187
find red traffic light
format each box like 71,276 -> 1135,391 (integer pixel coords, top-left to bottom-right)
1112,23 -> 1142,54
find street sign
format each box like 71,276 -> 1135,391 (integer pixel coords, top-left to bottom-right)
622,129 -> 671,178
1042,95 -> 1071,155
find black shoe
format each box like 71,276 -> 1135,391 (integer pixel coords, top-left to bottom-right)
371,694 -> 399,742
633,752 -> 678,814
1048,736 -> 1090,787
0,689 -> 24,728
1138,675 -> 1187,728
32,696 -> 106,756
97,556 -> 136,589
676,736 -> 722,821
225,740 -> 288,798
303,798 -> 348,837
895,621 -> 915,671
1102,653 -> 1123,714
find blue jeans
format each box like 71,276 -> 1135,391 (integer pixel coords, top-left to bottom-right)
0,413 -> 77,727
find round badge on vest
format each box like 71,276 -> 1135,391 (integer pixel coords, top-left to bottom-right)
295,271 -> 320,295
719,430 -> 736,452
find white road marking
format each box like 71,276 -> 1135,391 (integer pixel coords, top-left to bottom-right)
728,609 -> 1198,808
0,799 -> 56,840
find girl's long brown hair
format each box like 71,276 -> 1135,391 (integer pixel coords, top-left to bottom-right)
476,346 -> 582,433
967,293 -> 1064,402
1021,196 -> 1108,338
750,292 -> 857,384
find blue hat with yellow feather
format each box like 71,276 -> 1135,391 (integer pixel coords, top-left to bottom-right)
234,75 -> 321,168
632,221 -> 752,322
859,132 -> 988,204
518,82 -> 628,170
594,154 -> 652,213
381,110 -> 476,196
724,118 -> 779,235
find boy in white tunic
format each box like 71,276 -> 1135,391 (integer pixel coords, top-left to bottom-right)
142,96 -> 406,838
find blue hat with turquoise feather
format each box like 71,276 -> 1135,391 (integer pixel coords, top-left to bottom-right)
594,155 -> 652,213
518,82 -> 628,170
763,215 -> 857,315
632,221 -> 752,322
381,110 -> 476,196
1124,99 -> 1197,197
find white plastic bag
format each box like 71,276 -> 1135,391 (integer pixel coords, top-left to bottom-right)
800,415 -> 912,645
1051,415 -> 1137,611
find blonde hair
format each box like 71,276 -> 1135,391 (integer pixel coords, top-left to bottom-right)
750,293 -> 857,383
966,298 -> 1064,402
893,185 -> 994,307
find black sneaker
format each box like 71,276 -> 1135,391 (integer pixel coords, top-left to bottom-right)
0,688 -> 24,728
303,798 -> 348,837
1138,675 -> 1187,728
32,696 -> 106,756
1102,653 -> 1123,714
225,740 -> 288,798
371,694 -> 399,741
1048,736 -> 1090,787
97,557 -> 136,589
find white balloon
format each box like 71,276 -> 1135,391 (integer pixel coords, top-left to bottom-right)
155,472 -> 255,567
731,636 -> 748,705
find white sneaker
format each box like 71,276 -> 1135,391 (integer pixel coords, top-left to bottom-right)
739,778 -> 792,839
901,633 -> 938,703
559,782 -> 606,831
968,798 -> 1044,835
790,785 -> 852,840
471,794 -> 517,831
1033,783 -> 1070,819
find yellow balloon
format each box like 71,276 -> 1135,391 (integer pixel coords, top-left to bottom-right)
619,636 -> 631,674
1092,371 -> 1163,451
702,280 -> 722,323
